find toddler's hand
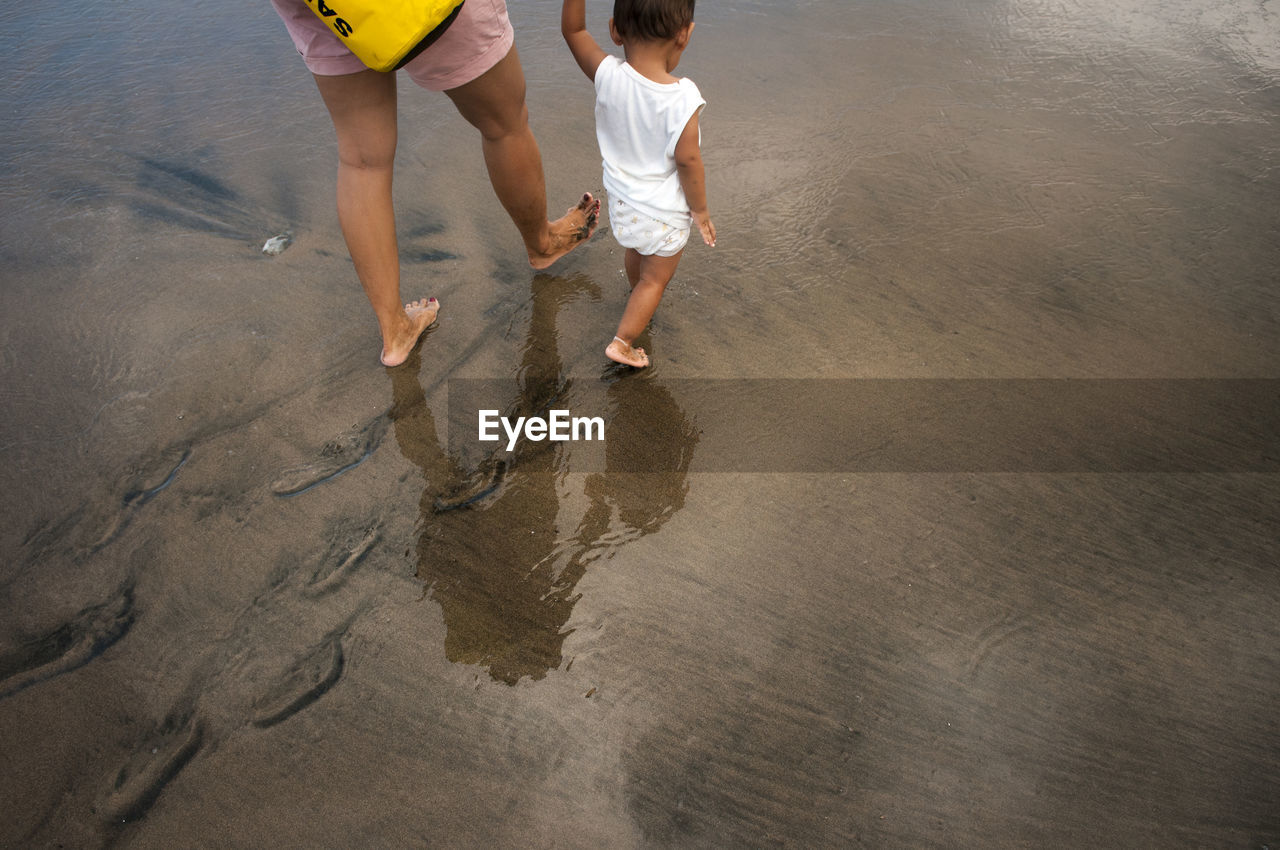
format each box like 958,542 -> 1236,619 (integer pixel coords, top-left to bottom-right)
694,211 -> 716,247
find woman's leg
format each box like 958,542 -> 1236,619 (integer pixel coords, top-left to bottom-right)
444,47 -> 599,269
314,69 -> 438,366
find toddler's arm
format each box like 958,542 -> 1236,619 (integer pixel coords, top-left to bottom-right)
562,0 -> 608,80
675,113 -> 716,247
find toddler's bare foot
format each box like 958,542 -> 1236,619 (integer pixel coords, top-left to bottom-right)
380,297 -> 439,367
529,193 -> 600,269
606,336 -> 649,368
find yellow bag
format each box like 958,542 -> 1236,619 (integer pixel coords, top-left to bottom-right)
302,0 -> 465,72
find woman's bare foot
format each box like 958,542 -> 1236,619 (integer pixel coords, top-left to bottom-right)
380,297 -> 439,367
529,193 -> 600,269
606,336 -> 649,368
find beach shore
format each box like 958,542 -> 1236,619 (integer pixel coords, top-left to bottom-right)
2,0 -> 1278,845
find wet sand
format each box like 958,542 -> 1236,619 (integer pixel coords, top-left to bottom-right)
2,0 -> 1278,846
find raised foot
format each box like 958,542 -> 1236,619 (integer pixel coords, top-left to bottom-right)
381,297 -> 439,368
606,336 -> 649,368
529,193 -> 600,270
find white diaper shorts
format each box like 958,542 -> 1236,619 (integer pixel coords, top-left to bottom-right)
607,196 -> 690,257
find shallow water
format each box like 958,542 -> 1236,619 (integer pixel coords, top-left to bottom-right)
2,0 -> 1278,846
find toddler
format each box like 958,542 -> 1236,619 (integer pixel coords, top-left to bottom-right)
562,0 -> 715,367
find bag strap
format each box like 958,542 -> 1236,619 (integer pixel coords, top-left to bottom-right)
393,2 -> 465,71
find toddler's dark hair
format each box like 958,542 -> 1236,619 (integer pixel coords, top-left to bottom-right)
612,0 -> 695,42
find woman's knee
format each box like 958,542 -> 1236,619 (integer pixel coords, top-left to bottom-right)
316,70 -> 399,167
451,92 -> 530,141
445,49 -> 530,140
336,138 -> 396,171
477,102 -> 530,142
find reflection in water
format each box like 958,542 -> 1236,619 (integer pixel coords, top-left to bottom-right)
388,274 -> 697,684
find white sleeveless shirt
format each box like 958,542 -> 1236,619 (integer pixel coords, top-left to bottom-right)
594,55 -> 706,229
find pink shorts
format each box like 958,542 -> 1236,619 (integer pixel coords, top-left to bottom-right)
270,0 -> 514,91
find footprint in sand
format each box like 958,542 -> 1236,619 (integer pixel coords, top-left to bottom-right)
90,445 -> 191,552
305,522 -> 381,597
271,416 -> 387,497
251,633 -> 346,729
432,460 -> 507,513
0,584 -> 135,700
96,709 -> 205,823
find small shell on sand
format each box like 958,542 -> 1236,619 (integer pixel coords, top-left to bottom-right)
262,234 -> 292,256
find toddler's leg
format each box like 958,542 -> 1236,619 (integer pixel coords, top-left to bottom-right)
624,247 -> 643,290
606,250 -> 682,368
